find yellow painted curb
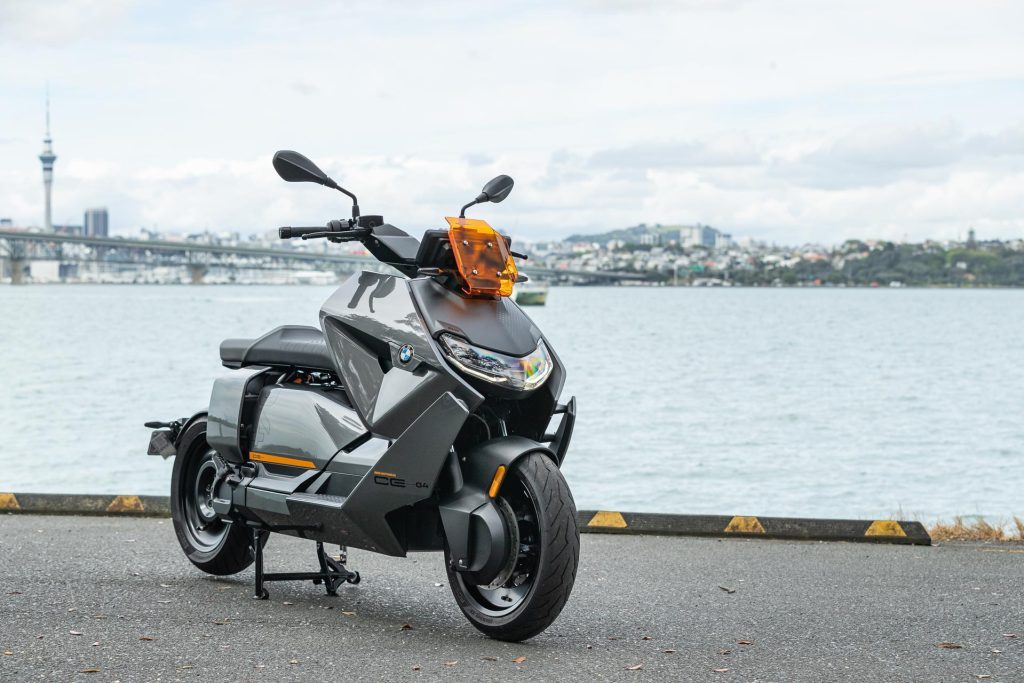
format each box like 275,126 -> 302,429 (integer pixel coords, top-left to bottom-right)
724,516 -> 766,534
588,511 -> 628,528
106,495 -> 145,513
0,493 -> 20,511
865,520 -> 906,537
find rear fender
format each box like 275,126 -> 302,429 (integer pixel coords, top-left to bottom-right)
175,412 -> 209,449
438,436 -> 556,584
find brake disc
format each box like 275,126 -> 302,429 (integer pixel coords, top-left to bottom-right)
482,496 -> 520,590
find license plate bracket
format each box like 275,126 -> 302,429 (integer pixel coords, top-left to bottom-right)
147,429 -> 177,458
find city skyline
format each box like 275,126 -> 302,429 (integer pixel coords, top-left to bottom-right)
1,1 -> 1022,244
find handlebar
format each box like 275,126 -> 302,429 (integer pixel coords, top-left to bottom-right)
279,224 -> 373,243
278,226 -> 326,239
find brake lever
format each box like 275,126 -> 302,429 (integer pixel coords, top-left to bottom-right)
301,227 -> 373,241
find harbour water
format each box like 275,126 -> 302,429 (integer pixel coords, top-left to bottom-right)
1,284 -> 1021,521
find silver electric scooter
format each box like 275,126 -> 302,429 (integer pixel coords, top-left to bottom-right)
147,150 -> 579,641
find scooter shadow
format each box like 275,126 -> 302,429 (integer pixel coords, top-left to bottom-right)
195,556 -> 574,647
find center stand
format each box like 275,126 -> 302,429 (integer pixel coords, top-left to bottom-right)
250,527 -> 360,600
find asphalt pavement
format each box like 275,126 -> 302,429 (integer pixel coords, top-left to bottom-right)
0,515 -> 1021,682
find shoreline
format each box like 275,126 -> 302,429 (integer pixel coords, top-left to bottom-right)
5,280 -> 1024,289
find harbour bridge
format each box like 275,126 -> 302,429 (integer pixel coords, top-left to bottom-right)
0,229 -> 647,285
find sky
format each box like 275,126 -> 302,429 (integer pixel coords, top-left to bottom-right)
1,0 -> 1022,245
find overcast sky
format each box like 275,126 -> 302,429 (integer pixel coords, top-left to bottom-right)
1,0 -> 1022,244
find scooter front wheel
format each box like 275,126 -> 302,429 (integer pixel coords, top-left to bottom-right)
170,417 -> 261,575
445,452 -> 580,641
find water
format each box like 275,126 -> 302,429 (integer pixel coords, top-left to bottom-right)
1,284 -> 1021,521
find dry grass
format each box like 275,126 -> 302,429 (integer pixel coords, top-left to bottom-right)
929,516 -> 1024,542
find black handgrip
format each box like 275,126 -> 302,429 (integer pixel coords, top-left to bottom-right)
278,226 -> 325,239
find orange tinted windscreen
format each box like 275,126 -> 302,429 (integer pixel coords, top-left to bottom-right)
445,217 -> 517,297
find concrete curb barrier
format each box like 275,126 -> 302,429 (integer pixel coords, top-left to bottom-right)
0,494 -> 930,545
577,510 -> 931,545
0,493 -> 170,517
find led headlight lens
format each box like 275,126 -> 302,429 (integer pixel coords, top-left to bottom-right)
438,333 -> 553,391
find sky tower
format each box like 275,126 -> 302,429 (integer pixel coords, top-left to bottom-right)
39,92 -> 57,232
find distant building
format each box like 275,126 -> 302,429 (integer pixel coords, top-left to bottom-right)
0,218 -> 12,227
84,208 -> 109,237
677,224 -> 722,248
55,224 -> 83,236
699,225 -> 717,247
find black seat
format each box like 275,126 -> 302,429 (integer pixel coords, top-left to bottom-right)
220,325 -> 335,371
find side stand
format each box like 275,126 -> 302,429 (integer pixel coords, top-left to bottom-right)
251,528 -> 360,600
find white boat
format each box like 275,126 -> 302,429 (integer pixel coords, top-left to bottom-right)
515,282 -> 548,306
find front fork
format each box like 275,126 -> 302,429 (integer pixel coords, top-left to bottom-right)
438,436 -> 560,586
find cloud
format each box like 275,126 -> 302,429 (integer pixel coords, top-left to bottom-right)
537,149 -> 590,189
805,121 -> 963,170
577,0 -> 750,13
464,152 -> 493,167
590,133 -> 761,169
966,124 -> 1024,157
2,0 -> 1023,245
64,159 -> 118,181
289,81 -> 320,96
774,121 -> 1024,189
0,0 -> 136,44
4,139 -> 1023,245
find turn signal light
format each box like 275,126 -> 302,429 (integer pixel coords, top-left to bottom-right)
488,465 -> 508,498
445,217 -> 517,297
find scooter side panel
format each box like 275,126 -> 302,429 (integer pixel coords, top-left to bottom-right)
320,271 -> 482,439
284,391 -> 470,555
207,365 -> 269,464
250,384 -> 366,468
322,326 -> 384,426
320,271 -> 436,366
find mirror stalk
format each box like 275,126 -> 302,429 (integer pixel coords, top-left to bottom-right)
459,200 -> 477,219
326,179 -> 360,219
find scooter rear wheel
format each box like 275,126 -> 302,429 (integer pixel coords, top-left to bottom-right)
445,452 -> 580,641
170,417 -> 258,575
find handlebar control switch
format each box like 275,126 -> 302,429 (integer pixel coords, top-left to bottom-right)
357,215 -> 384,229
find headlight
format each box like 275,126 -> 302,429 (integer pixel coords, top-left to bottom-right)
438,333 -> 553,391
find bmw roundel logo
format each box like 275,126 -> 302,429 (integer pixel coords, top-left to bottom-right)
398,344 -> 414,364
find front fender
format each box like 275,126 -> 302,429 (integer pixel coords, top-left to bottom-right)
438,436 -> 555,583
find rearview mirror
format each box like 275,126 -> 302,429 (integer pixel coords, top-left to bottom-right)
272,150 -> 331,185
459,174 -> 515,217
480,175 -> 514,203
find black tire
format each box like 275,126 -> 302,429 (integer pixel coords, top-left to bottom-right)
170,417 -> 257,576
445,452 -> 580,642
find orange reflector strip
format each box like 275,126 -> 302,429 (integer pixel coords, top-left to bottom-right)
488,465 -> 507,498
249,451 -> 316,469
